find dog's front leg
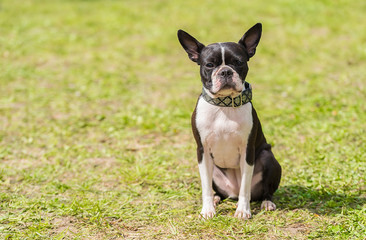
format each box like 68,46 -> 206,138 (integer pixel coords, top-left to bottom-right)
234,147 -> 254,219
198,151 -> 215,219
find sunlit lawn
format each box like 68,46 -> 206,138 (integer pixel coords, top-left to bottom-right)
0,0 -> 365,239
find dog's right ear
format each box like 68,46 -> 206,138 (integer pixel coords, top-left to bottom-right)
177,30 -> 205,64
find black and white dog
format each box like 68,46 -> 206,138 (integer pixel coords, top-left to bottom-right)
177,23 -> 281,219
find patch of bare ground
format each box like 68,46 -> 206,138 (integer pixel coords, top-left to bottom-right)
50,216 -> 138,239
50,216 -> 80,238
103,218 -> 171,240
282,223 -> 310,239
1,147 -> 47,169
264,222 -> 311,240
86,157 -> 119,169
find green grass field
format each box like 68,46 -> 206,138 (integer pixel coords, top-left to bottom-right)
1,0 -> 365,239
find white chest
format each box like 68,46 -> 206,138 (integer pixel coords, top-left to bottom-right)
195,97 -> 253,169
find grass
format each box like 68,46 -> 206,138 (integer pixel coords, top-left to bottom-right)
0,0 -> 365,239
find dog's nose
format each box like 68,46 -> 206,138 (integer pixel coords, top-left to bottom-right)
219,68 -> 233,78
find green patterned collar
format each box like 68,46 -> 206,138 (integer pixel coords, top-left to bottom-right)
201,82 -> 252,107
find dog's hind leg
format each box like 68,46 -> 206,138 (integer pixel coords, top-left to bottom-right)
212,166 -> 240,201
251,148 -> 281,210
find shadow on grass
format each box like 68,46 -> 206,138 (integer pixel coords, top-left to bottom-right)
207,185 -> 365,217
273,185 -> 366,215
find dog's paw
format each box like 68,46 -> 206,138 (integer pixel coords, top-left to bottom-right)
234,199 -> 252,220
234,209 -> 251,219
213,195 -> 221,208
234,202 -> 251,220
200,206 -> 216,219
261,200 -> 276,211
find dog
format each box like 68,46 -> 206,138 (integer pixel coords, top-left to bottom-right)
177,23 -> 282,219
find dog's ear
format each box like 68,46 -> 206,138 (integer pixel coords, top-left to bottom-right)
177,30 -> 205,64
238,23 -> 262,60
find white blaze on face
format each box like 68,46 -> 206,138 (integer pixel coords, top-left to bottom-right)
208,43 -> 244,97
220,43 -> 225,65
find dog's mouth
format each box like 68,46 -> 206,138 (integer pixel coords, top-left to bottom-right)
209,72 -> 244,98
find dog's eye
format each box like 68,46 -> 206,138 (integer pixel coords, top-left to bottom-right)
205,63 -> 214,68
234,60 -> 245,66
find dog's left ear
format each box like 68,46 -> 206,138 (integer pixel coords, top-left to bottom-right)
238,23 -> 262,60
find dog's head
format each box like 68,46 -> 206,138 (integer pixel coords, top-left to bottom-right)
178,23 -> 262,98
